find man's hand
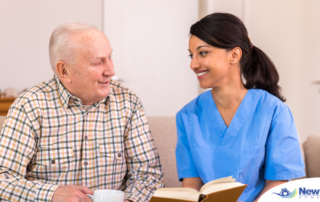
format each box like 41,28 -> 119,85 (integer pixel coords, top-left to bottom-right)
52,185 -> 94,202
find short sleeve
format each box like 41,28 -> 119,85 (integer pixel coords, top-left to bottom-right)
175,112 -> 199,181
264,105 -> 305,180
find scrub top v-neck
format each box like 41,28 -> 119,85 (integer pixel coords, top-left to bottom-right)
175,89 -> 305,202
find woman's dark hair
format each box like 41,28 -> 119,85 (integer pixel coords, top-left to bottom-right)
190,13 -> 285,102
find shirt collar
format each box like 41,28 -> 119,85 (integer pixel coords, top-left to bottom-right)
54,75 -> 111,109
54,75 -> 74,109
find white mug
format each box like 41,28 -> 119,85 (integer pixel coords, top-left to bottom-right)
87,189 -> 124,202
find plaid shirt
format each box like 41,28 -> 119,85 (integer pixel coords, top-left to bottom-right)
0,75 -> 164,202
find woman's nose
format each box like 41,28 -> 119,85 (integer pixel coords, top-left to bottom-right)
190,56 -> 200,70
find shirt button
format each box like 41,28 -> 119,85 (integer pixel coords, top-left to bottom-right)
118,153 -> 122,158
84,161 -> 88,166
51,160 -> 55,164
85,136 -> 88,140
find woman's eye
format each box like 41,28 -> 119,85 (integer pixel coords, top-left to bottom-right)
200,51 -> 208,56
188,54 -> 193,59
109,55 -> 112,59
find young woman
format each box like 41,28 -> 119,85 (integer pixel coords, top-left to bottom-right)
175,13 -> 305,202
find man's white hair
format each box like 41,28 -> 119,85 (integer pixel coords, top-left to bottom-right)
49,22 -> 99,73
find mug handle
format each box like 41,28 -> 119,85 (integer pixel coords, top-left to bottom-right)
87,194 -> 94,200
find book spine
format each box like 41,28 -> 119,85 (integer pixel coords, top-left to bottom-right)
199,194 -> 208,202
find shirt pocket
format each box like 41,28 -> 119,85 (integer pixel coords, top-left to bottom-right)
35,145 -> 74,167
98,141 -> 127,185
99,144 -> 125,161
28,144 -> 74,182
190,146 -> 240,183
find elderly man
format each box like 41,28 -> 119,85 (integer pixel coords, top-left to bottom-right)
0,22 -> 164,202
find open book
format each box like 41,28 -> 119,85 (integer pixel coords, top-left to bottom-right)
150,176 -> 247,202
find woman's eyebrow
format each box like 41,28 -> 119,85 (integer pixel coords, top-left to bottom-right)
196,45 -> 210,50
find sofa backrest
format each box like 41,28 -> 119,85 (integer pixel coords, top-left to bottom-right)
2,114 -> 318,182
0,116 -> 5,132
147,116 -> 182,188
303,135 -> 320,178
0,115 -> 182,188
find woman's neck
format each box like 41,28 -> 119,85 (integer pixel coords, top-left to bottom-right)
211,79 -> 248,110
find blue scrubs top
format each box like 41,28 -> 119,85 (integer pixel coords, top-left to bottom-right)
175,89 -> 305,202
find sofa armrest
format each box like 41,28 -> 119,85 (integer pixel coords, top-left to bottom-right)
303,135 -> 320,177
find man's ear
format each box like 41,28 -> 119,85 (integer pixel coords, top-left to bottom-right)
229,47 -> 242,65
56,61 -> 72,83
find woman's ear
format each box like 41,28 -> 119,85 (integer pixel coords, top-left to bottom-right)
56,61 -> 72,83
229,47 -> 242,65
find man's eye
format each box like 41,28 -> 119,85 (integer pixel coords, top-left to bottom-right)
188,54 -> 193,59
109,55 -> 112,59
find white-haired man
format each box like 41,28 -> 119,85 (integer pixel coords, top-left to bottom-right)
0,22 -> 164,202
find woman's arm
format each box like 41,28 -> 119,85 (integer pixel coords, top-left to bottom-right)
254,180 -> 287,202
182,177 -> 204,191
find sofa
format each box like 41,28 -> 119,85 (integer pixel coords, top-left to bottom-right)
0,116 -> 319,187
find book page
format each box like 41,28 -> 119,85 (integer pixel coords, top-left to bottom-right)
153,188 -> 200,201
200,182 -> 244,195
199,176 -> 235,193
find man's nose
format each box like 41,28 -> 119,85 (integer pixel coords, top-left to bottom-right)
103,59 -> 115,76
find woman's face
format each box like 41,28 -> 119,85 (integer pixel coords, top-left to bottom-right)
188,35 -> 235,89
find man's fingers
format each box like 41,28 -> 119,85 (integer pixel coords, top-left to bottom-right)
79,193 -> 94,202
75,185 -> 94,194
52,185 -> 94,202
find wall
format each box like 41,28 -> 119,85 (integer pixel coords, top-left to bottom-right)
0,0 -> 102,92
199,0 -> 320,142
1,1 -> 319,140
103,0 -> 199,116
250,0 -> 320,142
0,0 -> 198,117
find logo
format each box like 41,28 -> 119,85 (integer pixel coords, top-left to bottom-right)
299,188 -> 320,199
258,178 -> 320,202
273,188 -> 297,199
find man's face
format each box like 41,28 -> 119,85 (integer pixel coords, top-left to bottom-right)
66,30 -> 115,105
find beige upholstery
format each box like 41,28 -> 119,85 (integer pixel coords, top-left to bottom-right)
297,130 -> 306,162
1,115 -> 319,186
303,135 -> 320,178
0,116 -> 5,131
147,117 -> 182,188
296,130 -> 307,178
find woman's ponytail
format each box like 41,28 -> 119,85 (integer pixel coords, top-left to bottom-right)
190,13 -> 286,102
243,46 -> 285,101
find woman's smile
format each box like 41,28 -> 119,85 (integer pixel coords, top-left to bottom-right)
196,70 -> 209,79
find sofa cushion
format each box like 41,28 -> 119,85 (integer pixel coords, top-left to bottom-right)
147,116 -> 181,188
303,135 -> 320,177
